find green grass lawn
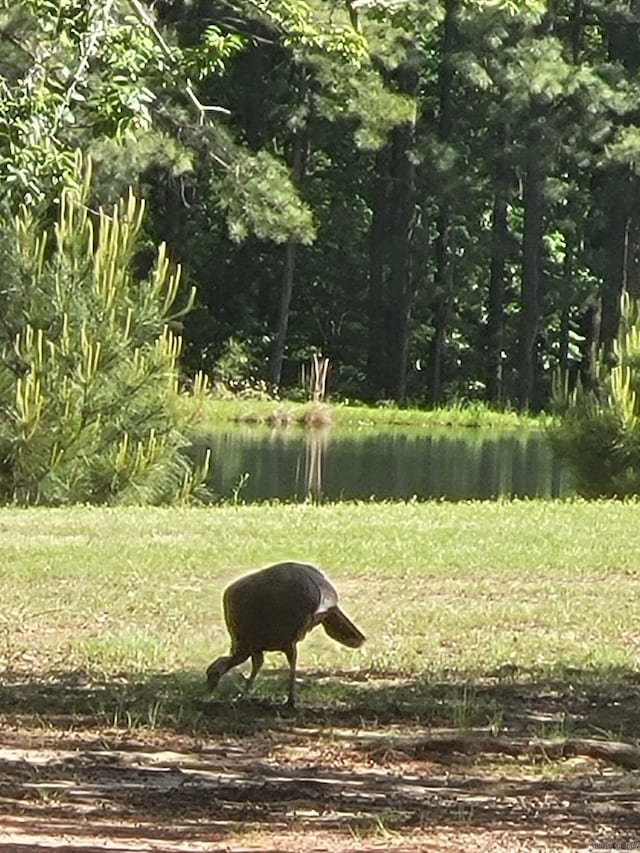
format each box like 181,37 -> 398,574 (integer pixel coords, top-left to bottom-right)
2,500 -> 639,696
2,500 -> 639,848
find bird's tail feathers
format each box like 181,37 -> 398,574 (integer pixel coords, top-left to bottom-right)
322,607 -> 366,648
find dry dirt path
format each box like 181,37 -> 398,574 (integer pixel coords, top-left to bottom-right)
1,720 -> 639,853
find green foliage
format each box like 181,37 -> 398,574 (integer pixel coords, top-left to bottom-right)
88,131 -> 194,205
218,147 -> 315,244
211,336 -> 270,393
0,159 -> 209,505
314,58 -> 416,150
249,0 -> 367,63
606,126 -> 640,168
550,295 -> 640,498
0,1 -> 157,202
0,0 -> 244,206
182,26 -> 245,81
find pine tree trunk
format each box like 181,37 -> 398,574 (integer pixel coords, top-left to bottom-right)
517,125 -> 545,411
386,68 -> 417,402
559,0 -> 582,390
599,174 -> 630,361
268,238 -> 298,388
245,48 -> 266,148
267,123 -> 309,389
426,0 -> 457,405
626,210 -> 640,299
427,209 -> 454,404
571,0 -> 584,63
485,127 -> 511,405
366,148 -> 391,400
598,11 -> 640,359
558,235 -> 574,387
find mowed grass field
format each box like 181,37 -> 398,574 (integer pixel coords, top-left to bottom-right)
4,499 -> 640,852
2,499 -> 639,729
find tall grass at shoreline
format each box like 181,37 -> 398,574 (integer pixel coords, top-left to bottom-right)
178,394 -> 549,432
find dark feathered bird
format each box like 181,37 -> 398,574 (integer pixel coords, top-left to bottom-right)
206,561 -> 366,706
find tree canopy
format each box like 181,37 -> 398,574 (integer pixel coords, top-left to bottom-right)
2,0 -> 640,412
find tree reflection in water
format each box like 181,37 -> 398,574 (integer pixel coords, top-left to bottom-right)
195,427 -> 572,503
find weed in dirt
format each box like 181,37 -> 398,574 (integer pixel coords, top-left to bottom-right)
452,684 -> 478,730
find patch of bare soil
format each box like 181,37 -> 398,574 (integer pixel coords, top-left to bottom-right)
2,667 -> 640,851
0,718 -> 639,853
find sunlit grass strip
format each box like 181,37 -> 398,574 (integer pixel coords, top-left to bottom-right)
1,500 -> 638,685
177,395 -> 549,432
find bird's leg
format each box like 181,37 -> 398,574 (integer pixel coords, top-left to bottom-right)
244,652 -> 264,695
284,645 -> 298,708
207,651 -> 249,691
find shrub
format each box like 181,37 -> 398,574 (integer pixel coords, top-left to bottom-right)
0,162 -> 208,505
550,294 -> 640,497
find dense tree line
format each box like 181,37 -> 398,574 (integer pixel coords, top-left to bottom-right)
3,0 -> 640,411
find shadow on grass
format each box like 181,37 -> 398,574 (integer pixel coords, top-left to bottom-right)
1,665 -> 640,848
1,661 -> 640,739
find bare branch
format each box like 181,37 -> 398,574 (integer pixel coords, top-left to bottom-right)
127,0 -> 232,142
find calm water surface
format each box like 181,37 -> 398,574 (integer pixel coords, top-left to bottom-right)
195,427 -> 573,503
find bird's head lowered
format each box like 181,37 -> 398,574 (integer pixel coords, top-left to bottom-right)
206,656 -> 232,690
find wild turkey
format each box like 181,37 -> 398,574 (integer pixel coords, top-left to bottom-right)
206,561 -> 366,706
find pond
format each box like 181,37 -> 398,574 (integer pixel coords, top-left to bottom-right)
193,426 -> 573,503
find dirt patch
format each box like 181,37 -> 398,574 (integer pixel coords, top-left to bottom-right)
2,668 -> 640,851
0,720 -> 639,852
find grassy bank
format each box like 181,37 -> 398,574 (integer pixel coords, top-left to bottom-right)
179,394 -> 548,432
2,500 -> 637,690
